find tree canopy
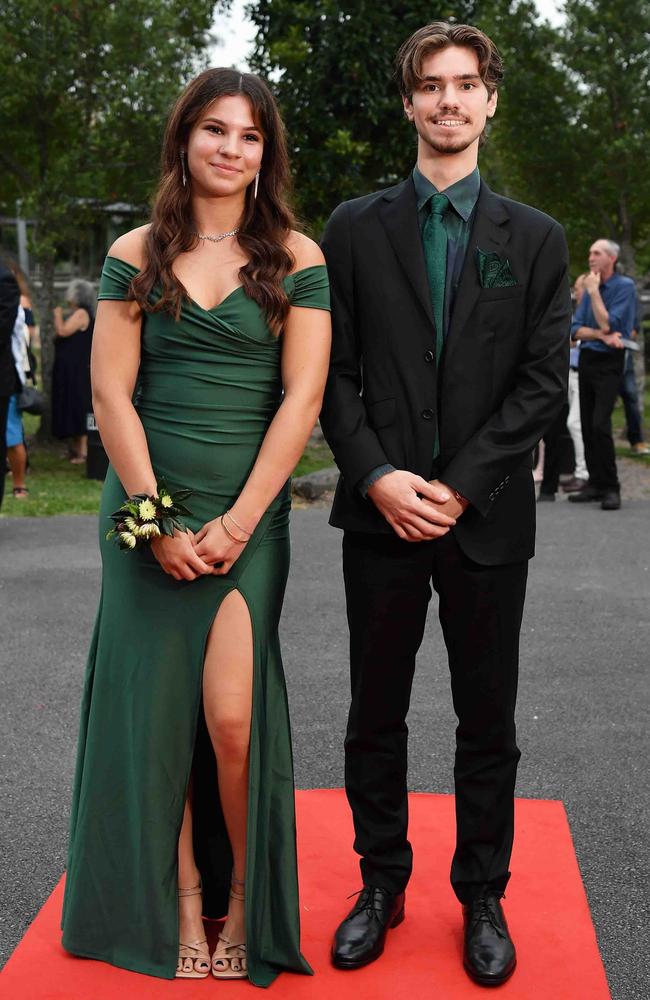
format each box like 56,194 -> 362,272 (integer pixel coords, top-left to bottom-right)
247,0 -> 650,275
0,0 -> 227,433
0,0 -> 226,251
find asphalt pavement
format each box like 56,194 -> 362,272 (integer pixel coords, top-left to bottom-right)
1,500 -> 649,998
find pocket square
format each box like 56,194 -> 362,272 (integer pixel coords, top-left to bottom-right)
476,248 -> 518,288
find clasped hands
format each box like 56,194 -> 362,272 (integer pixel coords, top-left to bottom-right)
150,516 -> 248,581
600,329 -> 625,349
367,470 -> 468,542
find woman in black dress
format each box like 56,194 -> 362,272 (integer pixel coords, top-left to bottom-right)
52,279 -> 95,461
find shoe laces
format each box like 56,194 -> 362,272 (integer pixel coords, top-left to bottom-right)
347,886 -> 390,921
469,892 -> 506,939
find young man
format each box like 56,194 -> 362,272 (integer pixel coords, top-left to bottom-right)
569,239 -> 638,509
320,22 -> 571,987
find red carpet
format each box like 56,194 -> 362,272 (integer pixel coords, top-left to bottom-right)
1,790 -> 610,999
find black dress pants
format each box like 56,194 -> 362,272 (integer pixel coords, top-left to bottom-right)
540,400 -> 571,495
578,348 -> 625,492
342,529 -> 528,904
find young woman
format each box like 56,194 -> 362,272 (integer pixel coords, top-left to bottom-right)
61,68 -> 331,987
52,279 -> 95,462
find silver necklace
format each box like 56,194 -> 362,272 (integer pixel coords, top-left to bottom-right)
195,227 -> 240,243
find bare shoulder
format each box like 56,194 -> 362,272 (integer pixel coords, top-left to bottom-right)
286,230 -> 325,272
107,224 -> 151,269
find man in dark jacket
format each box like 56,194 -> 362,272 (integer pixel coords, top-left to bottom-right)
0,259 -> 21,509
320,22 -> 571,987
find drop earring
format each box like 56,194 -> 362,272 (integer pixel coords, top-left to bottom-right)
254,171 -> 260,200
180,150 -> 187,187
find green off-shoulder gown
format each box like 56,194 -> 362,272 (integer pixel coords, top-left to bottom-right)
60,257 -> 330,986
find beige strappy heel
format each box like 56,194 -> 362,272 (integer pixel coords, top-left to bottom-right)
211,877 -> 247,979
176,885 -> 211,979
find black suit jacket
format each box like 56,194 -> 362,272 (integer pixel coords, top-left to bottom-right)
0,263 -> 20,398
320,177 -> 571,566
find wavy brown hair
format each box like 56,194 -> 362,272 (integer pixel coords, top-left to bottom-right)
395,22 -> 504,99
130,68 -> 296,333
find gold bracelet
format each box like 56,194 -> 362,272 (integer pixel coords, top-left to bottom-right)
224,508 -> 252,538
223,509 -> 252,540
220,515 -> 247,544
221,513 -> 249,544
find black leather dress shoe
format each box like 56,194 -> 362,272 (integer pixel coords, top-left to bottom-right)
568,486 -> 604,503
600,490 -> 621,510
331,886 -> 405,969
463,891 -> 516,986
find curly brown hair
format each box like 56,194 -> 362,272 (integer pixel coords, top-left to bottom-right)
395,22 -> 504,99
130,68 -> 296,333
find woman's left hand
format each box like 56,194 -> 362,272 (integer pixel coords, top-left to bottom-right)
193,517 -> 248,575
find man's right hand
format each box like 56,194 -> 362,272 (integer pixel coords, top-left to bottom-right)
601,330 -> 624,349
367,470 -> 456,542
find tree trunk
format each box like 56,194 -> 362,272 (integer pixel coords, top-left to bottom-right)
35,253 -> 56,441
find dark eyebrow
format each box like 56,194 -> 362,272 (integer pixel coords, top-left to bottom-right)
202,116 -> 261,132
421,74 -> 481,83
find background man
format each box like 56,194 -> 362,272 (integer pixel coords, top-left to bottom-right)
321,21 -> 570,989
569,239 -> 636,510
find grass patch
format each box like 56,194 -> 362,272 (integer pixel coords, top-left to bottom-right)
612,385 -> 650,465
3,416 -> 334,518
293,438 -> 334,478
2,417 -> 103,518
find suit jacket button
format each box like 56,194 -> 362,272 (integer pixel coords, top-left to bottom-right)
421,408 -> 434,420
424,350 -> 435,363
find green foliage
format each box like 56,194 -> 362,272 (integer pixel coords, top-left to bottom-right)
0,0 -> 227,435
249,0 -> 481,231
559,0 -> 650,272
0,0 -> 225,233
247,0 -> 650,276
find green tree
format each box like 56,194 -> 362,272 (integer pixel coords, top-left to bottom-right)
249,0 -> 564,231
248,0 -> 479,231
247,0 -> 650,277
470,2 -> 587,254
560,0 -> 650,274
0,0 -> 227,436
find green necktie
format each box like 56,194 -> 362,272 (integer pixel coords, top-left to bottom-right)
422,192 -> 449,363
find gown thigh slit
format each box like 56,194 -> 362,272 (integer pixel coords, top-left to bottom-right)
61,256 -> 329,986
201,587 -> 254,881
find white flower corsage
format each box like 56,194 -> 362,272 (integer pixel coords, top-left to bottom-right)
106,480 -> 193,551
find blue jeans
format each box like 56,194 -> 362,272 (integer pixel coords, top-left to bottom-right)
619,351 -> 643,446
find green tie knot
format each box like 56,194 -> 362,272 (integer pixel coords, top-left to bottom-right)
429,193 -> 449,218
